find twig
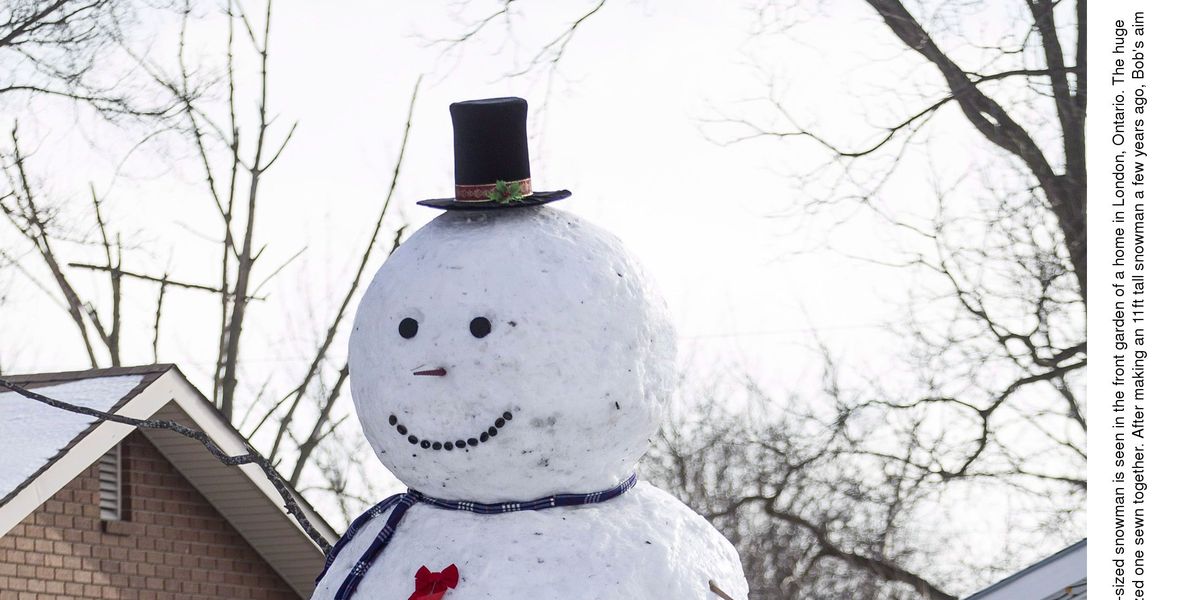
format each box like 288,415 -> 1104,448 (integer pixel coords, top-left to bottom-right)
708,580 -> 735,600
3,124 -> 101,367
152,273 -> 168,362
67,263 -> 265,300
289,362 -> 349,486
264,75 -> 421,463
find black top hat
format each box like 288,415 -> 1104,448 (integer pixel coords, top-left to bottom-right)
417,97 -> 571,210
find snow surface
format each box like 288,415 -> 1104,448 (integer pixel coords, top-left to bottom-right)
312,482 -> 749,600
0,375 -> 145,500
341,205 -> 747,598
350,207 -> 677,501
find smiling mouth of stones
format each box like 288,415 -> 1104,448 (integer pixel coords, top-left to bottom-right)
388,411 -> 514,451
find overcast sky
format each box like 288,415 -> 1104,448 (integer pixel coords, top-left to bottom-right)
5,2 -> 938,385
2,0 -> 1022,547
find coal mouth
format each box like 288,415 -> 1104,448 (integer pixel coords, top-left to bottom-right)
388,410 -> 514,452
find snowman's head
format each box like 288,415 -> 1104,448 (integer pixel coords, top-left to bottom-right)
349,206 -> 676,501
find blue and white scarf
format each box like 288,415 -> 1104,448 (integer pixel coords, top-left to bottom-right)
317,473 -> 639,599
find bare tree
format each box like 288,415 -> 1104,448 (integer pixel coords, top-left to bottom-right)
2,2 -> 1087,570
648,373 -> 972,600
1,0 -> 421,522
2,128 -> 117,368
1,0 -> 178,117
1,0 -> 188,370
444,1 -> 1086,597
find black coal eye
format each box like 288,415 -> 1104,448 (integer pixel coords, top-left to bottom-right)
469,317 -> 492,339
398,318 -> 419,339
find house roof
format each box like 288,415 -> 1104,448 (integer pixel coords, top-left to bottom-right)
965,539 -> 1087,600
0,364 -> 338,597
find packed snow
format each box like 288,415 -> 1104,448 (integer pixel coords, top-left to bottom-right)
349,207 -> 676,501
329,205 -> 748,599
0,374 -> 144,500
312,482 -> 748,600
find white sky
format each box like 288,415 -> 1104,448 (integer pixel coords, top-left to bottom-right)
1,0 -> 1069,586
4,0 -> 954,395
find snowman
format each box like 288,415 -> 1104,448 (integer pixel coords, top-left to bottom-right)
313,97 -> 748,600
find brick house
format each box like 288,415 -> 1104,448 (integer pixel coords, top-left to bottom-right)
0,365 -> 337,599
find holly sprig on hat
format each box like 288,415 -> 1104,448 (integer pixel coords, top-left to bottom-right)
487,180 -> 525,204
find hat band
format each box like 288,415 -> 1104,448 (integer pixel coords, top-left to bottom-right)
454,178 -> 532,202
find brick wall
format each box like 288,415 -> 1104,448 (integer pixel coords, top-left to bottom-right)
0,432 -> 300,600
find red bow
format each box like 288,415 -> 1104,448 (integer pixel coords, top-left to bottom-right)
408,564 -> 459,600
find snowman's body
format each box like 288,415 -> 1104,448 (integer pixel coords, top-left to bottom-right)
312,483 -> 746,600
323,206 -> 748,599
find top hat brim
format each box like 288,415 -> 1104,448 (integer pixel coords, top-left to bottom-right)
416,189 -> 571,211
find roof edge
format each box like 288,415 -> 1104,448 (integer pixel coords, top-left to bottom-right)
0,363 -> 336,545
158,368 -> 339,544
0,365 -> 172,507
2,364 -> 176,385
1,364 -> 338,597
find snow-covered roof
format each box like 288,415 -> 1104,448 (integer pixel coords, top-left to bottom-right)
0,368 -> 152,505
0,364 -> 338,597
965,539 -> 1086,600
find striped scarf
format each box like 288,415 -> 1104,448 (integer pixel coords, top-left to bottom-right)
317,473 -> 639,599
